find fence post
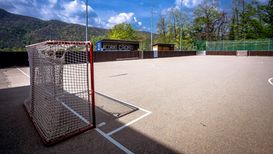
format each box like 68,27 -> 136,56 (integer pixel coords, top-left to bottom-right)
267,40 -> 270,51
244,39 -> 246,50
254,40 -> 257,50
269,39 -> 273,51
222,40 -> 224,51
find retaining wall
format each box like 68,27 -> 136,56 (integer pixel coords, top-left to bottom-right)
206,50 -> 273,56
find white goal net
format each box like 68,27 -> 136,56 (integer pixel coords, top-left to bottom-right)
25,40 -> 96,145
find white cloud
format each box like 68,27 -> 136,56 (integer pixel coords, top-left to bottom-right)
160,0 -> 202,16
133,16 -> 137,22
0,0 -> 140,30
62,0 -> 93,17
175,0 -> 202,8
102,12 -> 144,29
138,25 -> 147,31
46,0 -> 98,25
0,0 -> 98,25
106,12 -> 134,28
161,7 -> 173,15
0,0 -> 38,16
48,0 -> 57,8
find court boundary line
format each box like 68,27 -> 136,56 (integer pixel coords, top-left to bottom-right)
107,111 -> 151,136
16,68 -> 30,78
60,101 -> 90,124
268,78 -> 273,86
95,91 -> 152,136
94,92 -> 152,154
96,128 -> 134,154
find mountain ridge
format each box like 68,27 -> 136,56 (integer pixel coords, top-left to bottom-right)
0,8 -> 152,50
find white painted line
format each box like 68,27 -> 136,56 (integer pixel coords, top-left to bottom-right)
96,128 -> 134,154
16,67 -> 29,78
97,122 -> 106,128
269,78 -> 273,86
95,91 -> 152,136
60,101 -> 90,124
107,111 -> 151,136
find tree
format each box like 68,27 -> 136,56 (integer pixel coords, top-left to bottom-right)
261,0 -> 273,38
193,0 -> 228,41
108,23 -> 137,40
157,15 -> 168,43
138,33 -> 150,51
229,0 -> 268,40
157,8 -> 191,49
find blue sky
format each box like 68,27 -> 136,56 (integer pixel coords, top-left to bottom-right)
0,0 -> 258,32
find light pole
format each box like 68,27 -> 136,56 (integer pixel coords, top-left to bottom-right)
179,0 -> 182,51
85,0 -> 88,42
180,26 -> 182,50
151,7 -> 153,51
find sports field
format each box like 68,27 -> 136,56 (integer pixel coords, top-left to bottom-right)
1,56 -> 273,153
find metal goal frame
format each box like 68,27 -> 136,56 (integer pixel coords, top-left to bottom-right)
24,40 -> 96,145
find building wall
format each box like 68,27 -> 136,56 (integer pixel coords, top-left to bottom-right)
153,45 -> 174,51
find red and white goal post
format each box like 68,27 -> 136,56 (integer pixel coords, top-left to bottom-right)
24,40 -> 96,145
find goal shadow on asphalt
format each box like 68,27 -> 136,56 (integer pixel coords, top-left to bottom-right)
95,91 -> 138,118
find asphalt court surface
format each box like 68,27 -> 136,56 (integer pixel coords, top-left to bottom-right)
1,56 -> 273,153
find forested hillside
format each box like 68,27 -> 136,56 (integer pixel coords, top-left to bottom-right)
0,9 -> 108,51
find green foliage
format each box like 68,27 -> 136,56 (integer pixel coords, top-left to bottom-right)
260,0 -> 273,38
0,47 -> 26,52
157,15 -> 168,43
108,23 -> 137,40
195,40 -> 206,51
138,32 -> 150,51
156,8 -> 193,50
229,0 -> 272,40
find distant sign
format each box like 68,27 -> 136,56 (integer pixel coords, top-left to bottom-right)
96,42 -> 102,51
118,44 -> 133,51
104,44 -> 117,50
96,39 -> 139,51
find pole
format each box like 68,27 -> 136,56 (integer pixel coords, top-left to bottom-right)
267,40 -> 270,51
180,1 -> 182,51
85,0 -> 88,42
151,7 -> 153,51
85,0 -> 95,127
89,43 -> 96,127
244,39 -> 246,50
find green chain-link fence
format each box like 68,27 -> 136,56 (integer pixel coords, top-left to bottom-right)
195,39 -> 273,51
